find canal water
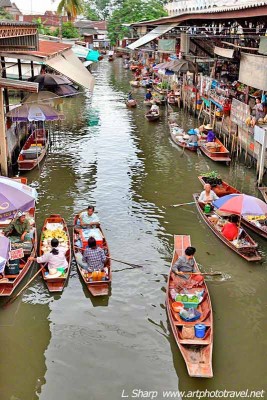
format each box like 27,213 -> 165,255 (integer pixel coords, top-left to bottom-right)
0,59 -> 266,400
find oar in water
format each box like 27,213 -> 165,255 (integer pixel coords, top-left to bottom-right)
171,201 -> 195,207
180,145 -> 186,157
107,257 -> 143,269
175,271 -> 222,276
4,265 -> 45,307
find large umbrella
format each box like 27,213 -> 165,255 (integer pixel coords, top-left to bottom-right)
213,194 -> 267,216
7,103 -> 63,122
22,91 -> 63,107
52,84 -> 78,97
32,73 -> 72,87
0,177 -> 36,218
154,60 -> 197,74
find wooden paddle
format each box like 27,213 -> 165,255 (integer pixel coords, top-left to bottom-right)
107,257 -> 143,269
171,201 -> 195,207
180,145 -> 186,157
175,271 -> 222,276
4,265 -> 45,307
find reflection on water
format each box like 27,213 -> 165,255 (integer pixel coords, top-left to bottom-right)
0,59 -> 266,400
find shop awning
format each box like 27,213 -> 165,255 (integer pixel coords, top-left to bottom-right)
239,52 -> 267,90
128,23 -> 177,50
45,48 -> 95,92
214,46 -> 234,58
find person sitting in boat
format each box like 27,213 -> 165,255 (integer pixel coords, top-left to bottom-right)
82,236 -> 108,276
221,214 -> 239,241
128,91 -> 134,101
29,238 -> 68,273
79,205 -> 100,227
168,90 -> 175,97
4,212 -> 32,242
150,104 -> 159,114
198,184 -> 219,208
186,129 -> 198,147
145,89 -> 152,101
206,130 -> 216,144
198,124 -> 212,140
172,246 -> 196,275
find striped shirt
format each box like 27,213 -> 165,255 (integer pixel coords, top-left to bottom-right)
82,247 -> 106,271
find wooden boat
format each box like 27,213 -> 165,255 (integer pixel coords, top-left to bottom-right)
166,235 -> 213,378
258,187 -> 267,203
39,214 -> 71,293
130,80 -> 140,88
126,99 -> 137,108
0,207 -> 37,297
198,176 -> 240,197
18,128 -> 49,171
152,83 -> 167,95
199,138 -> 231,163
169,123 -> 198,152
198,177 -> 267,239
193,193 -> 262,261
73,212 -> 111,296
145,111 -> 160,121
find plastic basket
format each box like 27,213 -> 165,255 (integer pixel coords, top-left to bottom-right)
183,302 -> 199,309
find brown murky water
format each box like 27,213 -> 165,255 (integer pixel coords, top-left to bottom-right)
0,59 -> 266,400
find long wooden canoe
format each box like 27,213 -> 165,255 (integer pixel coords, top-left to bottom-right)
39,214 -> 71,293
198,177 -> 267,239
199,138 -> 231,163
18,128 -> 49,171
169,124 -> 198,152
145,111 -> 160,121
73,212 -> 111,296
0,207 -> 36,297
166,235 -> 213,378
126,99 -> 137,108
193,194 -> 261,261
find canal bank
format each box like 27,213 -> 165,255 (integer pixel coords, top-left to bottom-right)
0,58 -> 266,400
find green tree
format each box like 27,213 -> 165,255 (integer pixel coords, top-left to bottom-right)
32,17 -> 53,35
57,0 -> 84,21
107,0 -> 167,45
54,21 -> 80,38
84,2 -> 101,20
0,7 -> 13,19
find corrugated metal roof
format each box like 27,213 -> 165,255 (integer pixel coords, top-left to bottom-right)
128,24 -> 178,50
134,1 -> 267,26
0,20 -> 36,26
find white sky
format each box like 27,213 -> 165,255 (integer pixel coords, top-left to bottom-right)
14,0 -> 60,14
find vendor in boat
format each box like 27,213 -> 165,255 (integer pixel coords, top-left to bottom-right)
29,238 -> 68,272
221,214 -> 239,241
206,130 -> 216,143
168,90 -> 175,98
186,129 -> 198,147
150,103 -> 159,114
3,212 -> 32,242
82,236 -> 108,275
172,246 -> 196,275
145,89 -> 153,101
198,184 -> 219,208
198,124 -> 213,140
79,205 -> 100,227
128,91 -> 134,101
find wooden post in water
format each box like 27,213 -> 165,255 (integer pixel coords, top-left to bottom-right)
0,88 -> 8,176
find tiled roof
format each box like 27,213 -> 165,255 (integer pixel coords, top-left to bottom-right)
0,0 -> 12,7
